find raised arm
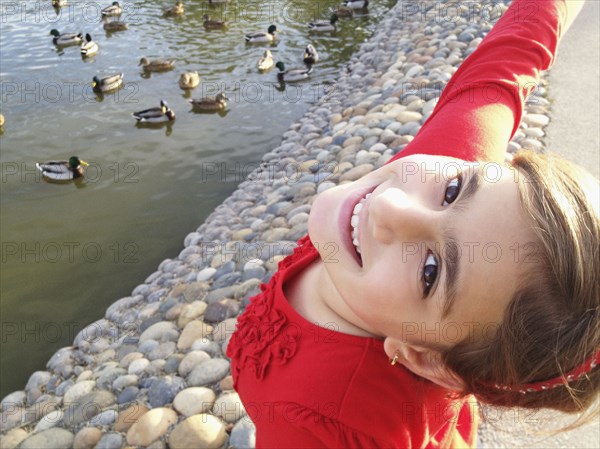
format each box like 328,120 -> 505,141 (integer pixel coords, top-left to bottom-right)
393,0 -> 585,163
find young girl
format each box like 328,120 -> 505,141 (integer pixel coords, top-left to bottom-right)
227,0 -> 599,447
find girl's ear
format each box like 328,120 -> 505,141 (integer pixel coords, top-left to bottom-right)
384,338 -> 464,391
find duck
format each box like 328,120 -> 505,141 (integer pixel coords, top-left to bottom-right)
203,14 -> 228,29
103,21 -> 128,31
52,0 -> 67,7
102,1 -> 122,16
80,33 -> 99,56
303,44 -> 319,65
36,156 -> 89,181
275,62 -> 312,83
308,14 -> 338,32
139,57 -> 175,72
179,71 -> 200,89
50,29 -> 83,46
257,50 -> 274,71
92,73 -> 124,93
164,1 -> 184,16
189,92 -> 229,112
330,6 -> 354,17
133,100 -> 176,123
245,25 -> 277,43
343,0 -> 369,9
208,0 -> 228,3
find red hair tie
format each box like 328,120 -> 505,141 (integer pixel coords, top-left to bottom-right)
491,349 -> 600,394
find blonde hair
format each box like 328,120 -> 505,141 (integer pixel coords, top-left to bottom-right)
442,150 -> 599,415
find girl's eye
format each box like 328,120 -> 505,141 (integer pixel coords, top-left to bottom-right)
443,174 -> 462,205
422,252 -> 438,297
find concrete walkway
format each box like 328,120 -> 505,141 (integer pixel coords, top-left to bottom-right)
479,1 -> 600,447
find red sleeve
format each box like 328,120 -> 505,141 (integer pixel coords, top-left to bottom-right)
391,0 -> 573,164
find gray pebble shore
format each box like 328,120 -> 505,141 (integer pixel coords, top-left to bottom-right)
1,1 -> 555,448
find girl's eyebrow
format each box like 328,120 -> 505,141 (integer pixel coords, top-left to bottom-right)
441,167 -> 482,318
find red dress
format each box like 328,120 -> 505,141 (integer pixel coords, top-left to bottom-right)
227,1 -> 570,447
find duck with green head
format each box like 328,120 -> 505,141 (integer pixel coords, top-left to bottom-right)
81,33 -> 99,57
36,156 -> 89,181
133,100 -> 176,123
50,29 -> 83,46
308,14 -> 338,32
245,25 -> 277,43
275,62 -> 312,83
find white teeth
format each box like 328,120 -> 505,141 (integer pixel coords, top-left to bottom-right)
350,192 -> 371,257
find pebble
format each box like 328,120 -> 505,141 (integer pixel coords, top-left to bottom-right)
114,403 -> 149,432
230,419 -> 257,448
126,407 -> 178,447
187,359 -> 230,387
177,320 -> 214,350
213,392 -> 246,423
19,428 -> 74,449
95,432 -> 124,449
168,414 -> 228,449
73,427 -> 103,449
0,428 -> 29,449
147,376 -> 185,407
63,380 -> 96,404
173,387 -> 217,416
178,351 -> 211,377
523,113 -> 550,127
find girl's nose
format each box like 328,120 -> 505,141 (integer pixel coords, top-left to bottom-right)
369,187 -> 435,244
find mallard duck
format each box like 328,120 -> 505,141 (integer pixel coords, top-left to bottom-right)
50,29 -> 83,46
52,0 -> 67,7
164,1 -> 184,16
139,57 -> 175,72
308,14 -> 338,32
275,62 -> 312,82
245,25 -> 277,43
189,92 -> 229,111
343,0 -> 368,9
303,44 -> 318,65
208,0 -> 228,3
330,6 -> 354,17
203,14 -> 228,29
257,50 -> 274,71
102,1 -> 122,16
103,21 -> 128,31
179,71 -> 200,89
36,157 -> 89,181
80,33 -> 98,56
133,100 -> 176,123
92,73 -> 124,93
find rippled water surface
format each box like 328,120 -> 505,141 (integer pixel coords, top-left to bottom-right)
0,0 -> 397,397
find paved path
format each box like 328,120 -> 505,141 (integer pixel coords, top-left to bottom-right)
480,1 -> 600,447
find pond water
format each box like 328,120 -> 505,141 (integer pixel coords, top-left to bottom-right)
0,0 -> 397,398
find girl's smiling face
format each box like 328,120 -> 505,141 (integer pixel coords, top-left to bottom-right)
308,154 -> 535,348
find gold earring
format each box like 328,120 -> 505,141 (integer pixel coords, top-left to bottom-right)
390,350 -> 400,366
